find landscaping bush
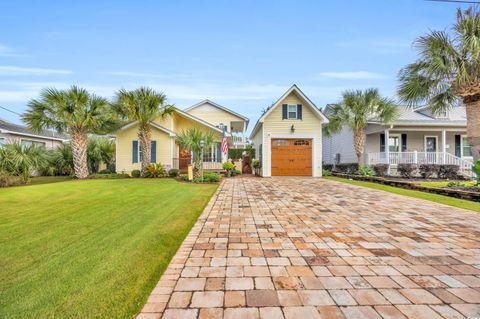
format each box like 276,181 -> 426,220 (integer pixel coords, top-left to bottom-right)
131,170 -> 141,178
373,164 -> 389,177
228,147 -> 255,160
472,160 -> 480,185
99,169 -> 111,174
89,173 -> 129,179
419,164 -> 440,179
0,170 -> 25,187
397,164 -> 417,178
334,163 -> 359,174
223,161 -> 235,177
323,164 -> 333,171
438,164 -> 459,179
168,169 -> 180,178
203,172 -> 221,182
144,163 -> 167,178
358,165 -> 374,176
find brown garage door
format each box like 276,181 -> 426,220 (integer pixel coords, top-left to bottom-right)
271,139 -> 312,176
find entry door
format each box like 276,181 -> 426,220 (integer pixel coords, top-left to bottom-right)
179,147 -> 191,170
271,139 -> 312,176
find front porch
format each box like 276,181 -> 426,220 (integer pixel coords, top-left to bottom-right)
365,126 -> 473,176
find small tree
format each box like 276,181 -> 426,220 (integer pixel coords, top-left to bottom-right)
324,88 -> 397,164
175,128 -> 215,177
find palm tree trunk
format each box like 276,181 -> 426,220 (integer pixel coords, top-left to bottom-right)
70,128 -> 89,179
353,128 -> 365,165
138,124 -> 151,176
465,98 -> 480,161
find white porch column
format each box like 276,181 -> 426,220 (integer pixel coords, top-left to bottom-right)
442,129 -> 446,164
384,129 -> 390,164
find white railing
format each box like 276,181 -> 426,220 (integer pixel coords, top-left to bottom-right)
230,135 -> 246,145
366,152 -> 473,177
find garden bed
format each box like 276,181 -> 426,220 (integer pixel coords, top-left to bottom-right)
332,172 -> 480,202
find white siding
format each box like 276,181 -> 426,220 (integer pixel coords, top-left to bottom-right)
322,126 -> 357,164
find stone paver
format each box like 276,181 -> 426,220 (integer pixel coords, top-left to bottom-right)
138,177 -> 480,318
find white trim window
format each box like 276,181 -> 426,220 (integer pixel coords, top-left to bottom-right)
287,105 -> 297,119
461,135 -> 472,157
21,139 -> 46,147
388,134 -> 400,152
424,136 -> 438,152
0,137 -> 5,147
202,144 -> 219,162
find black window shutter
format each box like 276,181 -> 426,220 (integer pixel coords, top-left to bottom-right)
150,141 -> 156,163
401,134 -> 407,152
380,134 -> 385,152
297,104 -> 302,120
216,142 -> 222,162
455,135 -> 461,157
132,141 -> 138,163
282,104 -> 288,119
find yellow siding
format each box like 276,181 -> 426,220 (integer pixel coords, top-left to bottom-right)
115,124 -> 173,174
187,103 -> 245,132
262,91 -> 324,177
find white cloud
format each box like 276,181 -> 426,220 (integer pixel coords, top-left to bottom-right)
315,71 -> 387,80
0,44 -> 24,57
0,66 -> 72,76
103,71 -> 167,78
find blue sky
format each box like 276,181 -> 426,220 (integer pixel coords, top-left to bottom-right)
0,0 -> 470,132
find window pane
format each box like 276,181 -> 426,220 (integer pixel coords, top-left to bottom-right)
288,105 -> 297,119
388,136 -> 399,152
462,137 -> 472,156
273,139 -> 289,146
0,138 -> 5,146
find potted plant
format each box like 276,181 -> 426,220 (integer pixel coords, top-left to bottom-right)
223,161 -> 235,177
252,159 -> 261,176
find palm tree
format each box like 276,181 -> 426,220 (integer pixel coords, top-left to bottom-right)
114,87 -> 174,175
398,7 -> 480,160
175,128 -> 215,177
23,86 -> 115,179
0,142 -> 47,183
324,88 -> 397,165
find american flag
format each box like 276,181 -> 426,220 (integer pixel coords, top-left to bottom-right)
221,126 -> 228,157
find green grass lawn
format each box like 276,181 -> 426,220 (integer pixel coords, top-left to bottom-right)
417,180 -> 477,188
28,175 -> 72,185
0,179 -> 218,319
325,176 -> 480,212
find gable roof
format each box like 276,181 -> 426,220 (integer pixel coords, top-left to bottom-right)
250,84 -> 329,138
0,118 -> 68,141
184,99 -> 250,124
368,105 -> 466,126
115,120 -> 176,136
115,107 -> 227,136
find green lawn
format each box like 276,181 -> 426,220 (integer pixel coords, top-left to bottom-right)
325,176 -> 480,212
417,180 -> 477,188
28,175 -> 72,185
0,179 -> 218,319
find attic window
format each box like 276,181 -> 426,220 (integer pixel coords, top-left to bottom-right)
288,105 -> 297,119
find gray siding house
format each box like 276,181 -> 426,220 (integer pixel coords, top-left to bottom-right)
322,105 -> 473,175
0,118 -> 68,148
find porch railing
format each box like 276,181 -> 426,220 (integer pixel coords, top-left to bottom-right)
172,158 -> 223,171
366,152 -> 473,177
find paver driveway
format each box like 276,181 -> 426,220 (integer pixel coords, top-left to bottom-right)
138,177 -> 480,319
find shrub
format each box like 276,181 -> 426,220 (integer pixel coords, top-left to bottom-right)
397,164 -> 417,178
89,173 -> 129,179
472,160 -> 480,185
131,170 -> 141,178
438,164 -> 459,179
419,164 -> 440,179
203,172 -> 221,182
334,163 -> 359,174
234,169 -> 242,175
144,163 -> 167,178
0,170 -> 25,187
373,164 -> 389,177
358,165 -> 374,176
323,169 -> 332,176
323,164 -> 333,171
228,147 -> 255,160
168,169 -> 180,177
99,169 -> 111,174
252,160 -> 261,169
447,181 -> 464,188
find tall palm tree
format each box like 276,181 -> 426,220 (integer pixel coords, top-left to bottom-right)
23,86 -> 115,179
175,128 -> 215,177
324,88 -> 397,164
398,7 -> 480,160
114,87 -> 174,175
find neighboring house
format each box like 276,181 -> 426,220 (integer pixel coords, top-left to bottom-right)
322,105 -> 473,175
0,118 -> 68,148
249,84 -> 329,177
115,102 -> 249,174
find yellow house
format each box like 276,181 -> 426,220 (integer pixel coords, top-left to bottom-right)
250,85 -> 329,177
115,103 -> 249,174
